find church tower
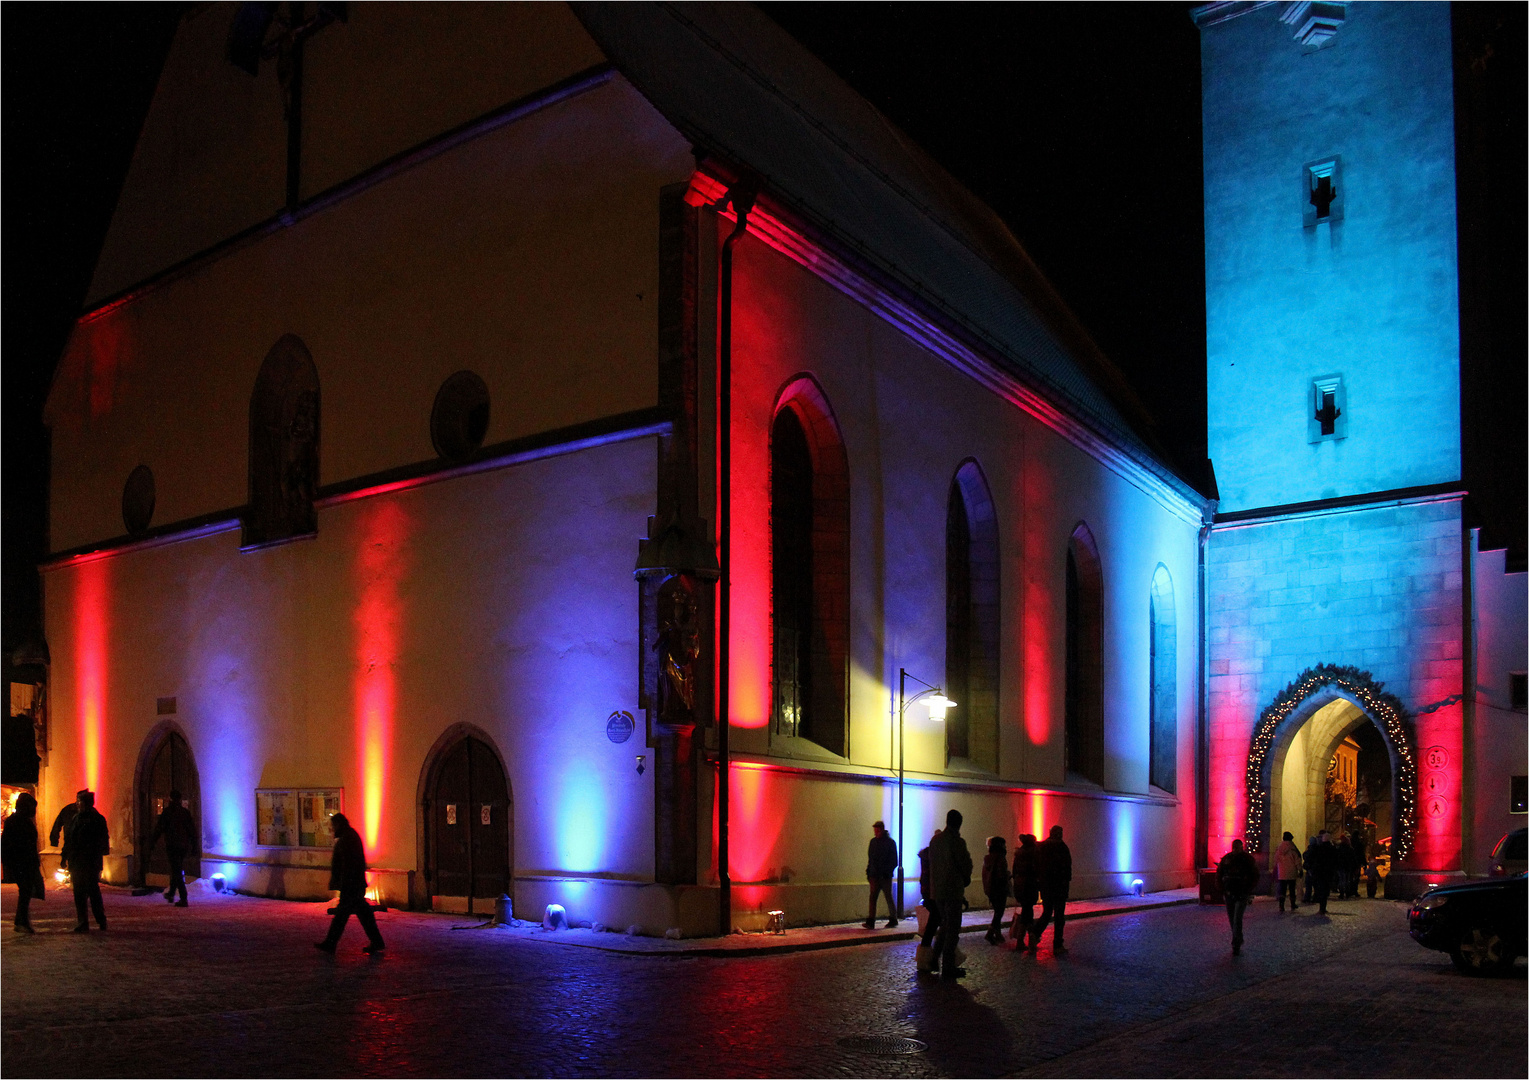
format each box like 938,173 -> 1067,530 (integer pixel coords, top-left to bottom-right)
1199,1 -> 1460,511
1194,2 -> 1478,891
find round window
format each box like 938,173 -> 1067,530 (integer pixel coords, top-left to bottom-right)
430,371 -> 491,462
122,464 -> 156,536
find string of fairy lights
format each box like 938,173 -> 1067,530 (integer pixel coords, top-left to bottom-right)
1243,664 -> 1418,862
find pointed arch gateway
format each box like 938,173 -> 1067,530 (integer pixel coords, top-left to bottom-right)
1244,664 -> 1418,860
133,722 -> 202,886
418,724 -> 513,914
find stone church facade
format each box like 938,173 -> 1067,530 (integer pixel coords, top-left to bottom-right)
33,3 -> 1521,933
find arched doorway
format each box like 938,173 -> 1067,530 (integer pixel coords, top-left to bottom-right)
135,725 -> 201,886
1245,665 -> 1417,868
421,728 -> 511,914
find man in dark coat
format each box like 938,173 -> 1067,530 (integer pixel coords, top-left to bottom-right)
928,809 -> 972,980
2,793 -> 44,932
49,801 -> 78,851
149,789 -> 197,907
1028,825 -> 1072,954
1010,833 -> 1039,944
60,789 -> 109,932
1306,831 -> 1337,914
315,812 -> 384,953
863,820 -> 899,929
1216,839 -> 1260,955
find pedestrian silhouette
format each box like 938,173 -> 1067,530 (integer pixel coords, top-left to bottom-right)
61,790 -> 109,932
1010,833 -> 1038,946
981,836 -> 1009,944
2,793 -> 45,933
315,812 -> 384,954
1273,831 -> 1302,912
928,809 -> 973,980
1028,825 -> 1071,954
149,789 -> 197,907
1306,831 -> 1337,914
1216,839 -> 1260,955
863,820 -> 899,929
914,829 -> 942,973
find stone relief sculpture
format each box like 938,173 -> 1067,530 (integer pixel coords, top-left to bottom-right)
654,574 -> 700,728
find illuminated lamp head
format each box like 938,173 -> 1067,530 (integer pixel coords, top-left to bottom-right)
924,694 -> 956,723
211,873 -> 227,893
1132,878 -> 1145,897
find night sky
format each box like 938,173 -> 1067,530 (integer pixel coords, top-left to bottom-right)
2,4 -> 1522,660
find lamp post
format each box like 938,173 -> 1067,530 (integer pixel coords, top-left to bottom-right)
896,668 -> 955,918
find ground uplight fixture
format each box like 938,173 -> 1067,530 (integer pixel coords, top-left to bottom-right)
211,872 -> 227,893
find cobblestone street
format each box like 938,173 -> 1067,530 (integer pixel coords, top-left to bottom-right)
2,884 -> 1522,1077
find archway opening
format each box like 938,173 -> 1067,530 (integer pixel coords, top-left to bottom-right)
422,730 -> 512,915
135,726 -> 201,886
1271,698 -> 1393,878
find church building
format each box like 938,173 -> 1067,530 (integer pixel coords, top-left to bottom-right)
31,2 -> 1521,934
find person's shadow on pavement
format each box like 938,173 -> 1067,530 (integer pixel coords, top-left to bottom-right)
909,977 -> 1014,1075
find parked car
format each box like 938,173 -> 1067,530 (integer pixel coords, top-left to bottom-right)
1487,827 -> 1527,877
1408,874 -> 1527,975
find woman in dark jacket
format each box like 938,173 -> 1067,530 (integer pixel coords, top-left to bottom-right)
982,836 -> 1010,944
2,793 -> 44,933
1010,833 -> 1039,946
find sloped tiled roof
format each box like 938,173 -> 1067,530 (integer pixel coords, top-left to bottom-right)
573,2 -> 1177,480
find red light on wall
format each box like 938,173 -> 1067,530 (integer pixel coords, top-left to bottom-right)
354,502 -> 408,853
75,560 -> 109,796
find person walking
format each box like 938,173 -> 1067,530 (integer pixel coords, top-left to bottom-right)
1336,834 -> 1356,898
148,790 -> 197,908
928,809 -> 973,980
1010,833 -> 1039,946
863,820 -> 899,929
1363,853 -> 1381,899
1216,839 -> 1260,955
1028,825 -> 1072,954
315,813 -> 385,954
1273,831 -> 1302,912
914,830 -> 945,972
1306,831 -> 1336,914
61,790 -> 109,932
981,836 -> 1009,944
1301,835 -> 1318,904
2,793 -> 45,933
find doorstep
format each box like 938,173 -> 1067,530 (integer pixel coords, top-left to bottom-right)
479,886 -> 1201,958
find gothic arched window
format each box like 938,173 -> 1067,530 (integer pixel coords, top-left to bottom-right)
1149,565 -> 1177,793
946,460 -> 1000,772
1065,524 -> 1104,784
243,334 -> 319,549
770,377 -> 849,756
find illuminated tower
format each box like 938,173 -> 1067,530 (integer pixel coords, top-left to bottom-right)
1200,1 -> 1459,510
1195,2 -> 1479,889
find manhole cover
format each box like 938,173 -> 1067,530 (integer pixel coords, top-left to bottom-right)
837,1035 -> 927,1056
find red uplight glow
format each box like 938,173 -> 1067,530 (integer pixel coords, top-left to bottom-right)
354,502 -> 408,852
74,560 -> 109,796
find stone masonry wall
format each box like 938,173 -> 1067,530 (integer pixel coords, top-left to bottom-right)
1206,496 -> 1465,868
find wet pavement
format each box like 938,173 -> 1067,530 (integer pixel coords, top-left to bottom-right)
3,884 -> 1522,1077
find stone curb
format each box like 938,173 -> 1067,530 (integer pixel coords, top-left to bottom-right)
496,892 -> 1201,959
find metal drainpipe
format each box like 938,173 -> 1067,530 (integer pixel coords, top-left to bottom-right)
1196,516 -> 1212,871
716,179 -> 756,936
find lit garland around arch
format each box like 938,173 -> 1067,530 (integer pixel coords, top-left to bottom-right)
1243,664 -> 1417,861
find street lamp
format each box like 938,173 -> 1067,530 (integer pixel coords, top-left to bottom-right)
896,668 -> 955,918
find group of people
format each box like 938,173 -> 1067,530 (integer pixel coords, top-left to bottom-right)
1270,829 -> 1382,917
1,788 -> 384,953
863,811 -> 1073,982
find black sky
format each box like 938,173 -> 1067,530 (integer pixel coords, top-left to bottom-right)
2,4 -> 1522,660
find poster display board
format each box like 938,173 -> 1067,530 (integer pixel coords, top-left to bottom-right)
256,788 -> 342,848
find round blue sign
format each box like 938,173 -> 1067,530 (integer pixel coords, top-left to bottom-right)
606,711 -> 635,744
